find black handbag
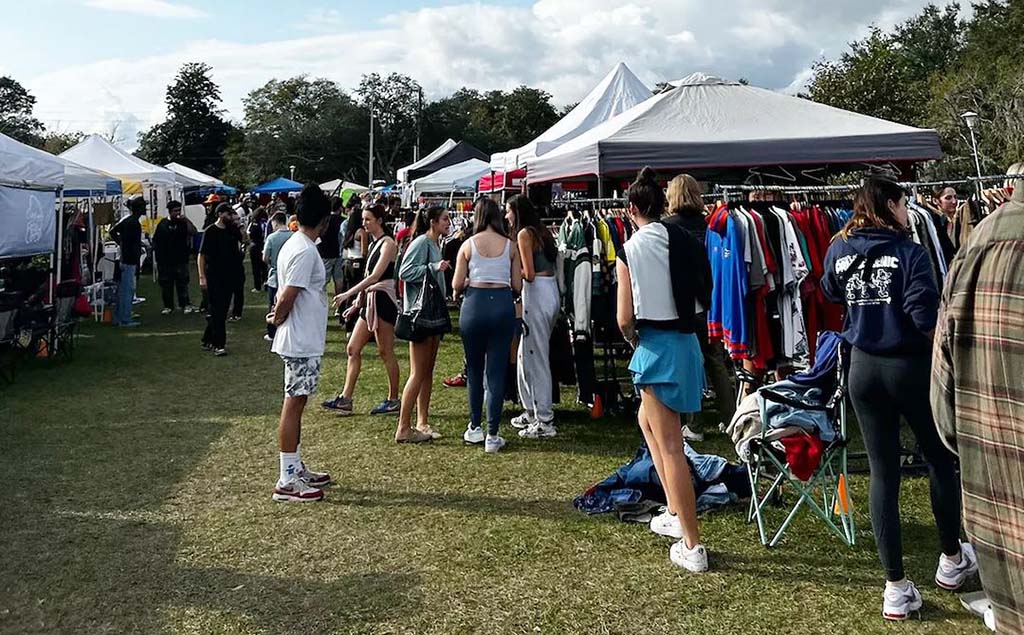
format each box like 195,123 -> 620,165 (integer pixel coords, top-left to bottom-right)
396,271 -> 451,342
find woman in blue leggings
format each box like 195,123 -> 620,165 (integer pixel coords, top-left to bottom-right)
453,198 -> 523,453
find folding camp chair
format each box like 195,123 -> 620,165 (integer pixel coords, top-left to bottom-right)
41,281 -> 81,361
746,332 -> 855,548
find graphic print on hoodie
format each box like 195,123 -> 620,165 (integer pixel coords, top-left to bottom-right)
822,228 -> 939,356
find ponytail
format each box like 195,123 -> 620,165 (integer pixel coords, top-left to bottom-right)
412,205 -> 445,238
627,166 -> 665,220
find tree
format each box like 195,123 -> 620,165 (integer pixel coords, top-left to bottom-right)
136,62 -> 232,177
0,76 -> 44,147
356,73 -> 423,181
804,28 -> 924,126
42,131 -> 85,155
223,76 -> 367,188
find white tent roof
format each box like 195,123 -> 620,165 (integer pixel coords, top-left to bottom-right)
61,156 -> 115,192
166,162 -> 222,186
397,139 -> 457,183
60,134 -> 178,186
0,132 -> 64,189
320,179 -> 369,193
528,74 -> 943,183
491,63 -> 651,172
411,158 -> 489,195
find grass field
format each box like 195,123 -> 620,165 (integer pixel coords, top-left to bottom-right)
0,272 -> 988,634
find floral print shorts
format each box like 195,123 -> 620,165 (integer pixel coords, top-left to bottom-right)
281,355 -> 322,397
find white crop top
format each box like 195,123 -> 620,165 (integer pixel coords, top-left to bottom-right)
468,236 -> 512,286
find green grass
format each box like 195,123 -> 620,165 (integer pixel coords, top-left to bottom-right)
0,271 -> 987,634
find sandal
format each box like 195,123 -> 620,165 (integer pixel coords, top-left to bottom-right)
395,429 -> 434,444
417,426 -> 443,440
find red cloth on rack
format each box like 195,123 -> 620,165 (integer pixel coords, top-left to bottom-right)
781,433 -> 826,481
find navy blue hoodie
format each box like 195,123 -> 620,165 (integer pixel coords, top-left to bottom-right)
822,228 -> 938,356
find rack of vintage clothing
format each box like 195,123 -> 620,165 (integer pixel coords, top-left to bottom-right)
706,185 -> 856,377
903,174 -> 1018,256
554,198 -> 638,414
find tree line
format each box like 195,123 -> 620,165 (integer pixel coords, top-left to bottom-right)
2,0 -> 1020,186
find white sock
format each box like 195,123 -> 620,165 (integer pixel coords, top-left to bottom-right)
886,578 -> 910,591
279,450 -> 301,485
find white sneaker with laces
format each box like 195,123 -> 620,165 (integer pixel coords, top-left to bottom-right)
484,434 -> 506,453
935,542 -> 979,590
161,308 -> 173,315
681,425 -> 704,442
510,412 -> 535,430
463,425 -> 485,445
272,478 -> 324,502
649,508 -> 684,539
518,421 -> 557,439
669,541 -> 708,572
882,581 -> 923,621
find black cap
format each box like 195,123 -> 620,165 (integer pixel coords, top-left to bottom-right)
167,200 -> 182,210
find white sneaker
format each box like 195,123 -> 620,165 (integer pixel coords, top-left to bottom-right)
984,606 -> 996,631
649,507 -> 684,539
882,581 -> 923,621
681,425 -> 704,442
935,542 -> 979,590
272,478 -> 324,502
183,305 -> 198,314
669,541 -> 708,572
160,308 -> 173,315
518,421 -> 557,439
484,434 -> 506,453
263,334 -> 273,342
511,412 -> 536,430
463,424 -> 485,445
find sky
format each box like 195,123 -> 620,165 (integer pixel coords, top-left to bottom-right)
1,0 -> 952,150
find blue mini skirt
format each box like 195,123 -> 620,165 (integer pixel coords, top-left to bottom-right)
628,328 -> 705,414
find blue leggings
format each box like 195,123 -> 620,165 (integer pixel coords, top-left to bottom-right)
459,287 -> 515,435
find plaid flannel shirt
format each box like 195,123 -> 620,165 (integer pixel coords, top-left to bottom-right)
932,187 -> 1024,633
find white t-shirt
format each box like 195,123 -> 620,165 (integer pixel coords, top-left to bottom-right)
271,232 -> 328,358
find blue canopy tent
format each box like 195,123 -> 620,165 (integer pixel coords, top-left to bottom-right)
251,177 -> 303,194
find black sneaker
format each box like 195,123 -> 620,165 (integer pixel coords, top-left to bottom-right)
201,342 -> 214,352
214,348 -> 227,357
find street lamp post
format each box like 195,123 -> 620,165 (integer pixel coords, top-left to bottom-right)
368,106 -> 375,186
962,111 -> 983,196
289,165 -> 296,181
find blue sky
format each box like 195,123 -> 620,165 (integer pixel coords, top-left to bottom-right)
1,0 -> 946,148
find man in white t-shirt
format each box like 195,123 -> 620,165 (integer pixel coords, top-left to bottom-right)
267,184 -> 333,502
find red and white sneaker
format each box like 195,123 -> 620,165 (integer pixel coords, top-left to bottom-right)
272,478 -> 324,502
299,463 -> 331,488
882,581 -> 923,621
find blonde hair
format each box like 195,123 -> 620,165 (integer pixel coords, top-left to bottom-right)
667,174 -> 704,213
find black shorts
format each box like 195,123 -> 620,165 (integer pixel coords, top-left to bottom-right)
361,291 -> 398,326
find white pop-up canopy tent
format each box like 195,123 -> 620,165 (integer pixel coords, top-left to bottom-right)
490,62 -> 652,173
0,132 -> 63,259
62,135 -> 190,217
61,135 -> 177,186
527,73 -> 943,184
166,162 -> 222,186
410,158 -> 490,197
320,179 -> 369,194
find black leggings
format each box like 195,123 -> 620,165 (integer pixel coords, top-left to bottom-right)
848,347 -> 961,581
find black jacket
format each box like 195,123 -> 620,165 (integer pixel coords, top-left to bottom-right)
152,217 -> 193,266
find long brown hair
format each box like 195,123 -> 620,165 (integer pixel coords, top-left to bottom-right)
412,205 -> 446,238
508,194 -> 556,263
473,197 -> 507,237
840,177 -> 909,238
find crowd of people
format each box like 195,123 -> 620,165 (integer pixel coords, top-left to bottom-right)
110,168 -> 1024,631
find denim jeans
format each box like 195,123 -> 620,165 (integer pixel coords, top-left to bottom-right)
116,264 -> 137,325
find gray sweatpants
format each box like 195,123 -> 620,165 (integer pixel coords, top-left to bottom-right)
517,276 -> 560,423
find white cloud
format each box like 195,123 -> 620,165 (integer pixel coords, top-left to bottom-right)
83,0 -> 206,19
30,0 -> 949,149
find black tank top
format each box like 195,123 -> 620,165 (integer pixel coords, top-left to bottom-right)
365,237 -> 395,280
